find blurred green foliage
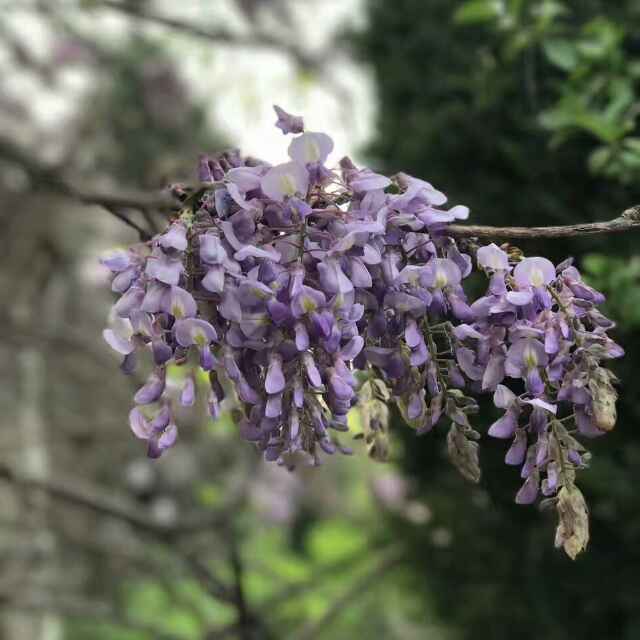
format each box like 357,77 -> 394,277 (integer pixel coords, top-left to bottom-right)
453,0 -> 640,184
583,254 -> 640,328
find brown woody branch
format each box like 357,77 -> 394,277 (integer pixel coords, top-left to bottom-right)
448,206 -> 640,239
290,545 -> 405,640
98,0 -> 320,71
4,129 -> 639,242
0,134 -> 175,212
0,463 -> 237,603
0,133 -> 176,240
0,462 -> 241,539
205,542 -> 385,640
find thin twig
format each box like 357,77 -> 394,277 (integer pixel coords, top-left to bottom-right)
104,205 -> 152,241
229,538 -> 252,640
0,133 -> 175,240
290,546 -> 405,640
0,134 -> 175,211
204,546 -> 372,640
448,206 -> 640,239
0,463 -> 171,537
98,0 -> 318,70
0,463 -> 237,604
0,460 -> 242,536
259,546 -> 376,612
5,129 -> 640,242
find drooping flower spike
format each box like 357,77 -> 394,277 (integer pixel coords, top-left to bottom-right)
101,106 -> 622,558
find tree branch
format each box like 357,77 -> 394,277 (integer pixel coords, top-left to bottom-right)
0,462 -> 175,537
448,206 -> 640,239
4,127 -> 638,243
0,133 -> 176,240
98,0 -> 319,70
229,538 -> 253,640
290,546 -> 405,640
0,462 -> 240,539
0,462 -> 237,604
206,543 -> 386,640
101,204 -> 154,241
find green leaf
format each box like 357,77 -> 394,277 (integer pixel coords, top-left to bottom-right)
453,0 -> 503,24
195,483 -> 224,507
604,78 -> 634,120
542,39 -> 578,71
619,150 -> 640,170
538,105 -> 578,131
582,253 -> 608,276
574,112 -> 624,143
307,519 -> 368,564
532,0 -> 568,24
623,137 -> 640,153
588,146 -> 612,174
503,29 -> 533,59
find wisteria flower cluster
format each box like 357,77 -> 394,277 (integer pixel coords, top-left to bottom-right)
101,106 -> 622,558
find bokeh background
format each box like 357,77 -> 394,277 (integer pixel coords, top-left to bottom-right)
1,1 -> 639,639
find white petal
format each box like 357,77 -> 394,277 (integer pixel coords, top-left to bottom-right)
260,162 -> 309,201
288,132 -> 334,165
103,328 -> 134,355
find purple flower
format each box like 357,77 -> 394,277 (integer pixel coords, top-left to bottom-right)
339,336 -> 364,360
198,154 -> 213,182
515,472 -> 540,504
513,257 -> 556,289
303,352 -> 322,388
134,368 -> 166,405
129,407 -> 178,459
318,258 -> 354,295
175,318 -> 217,347
421,258 -> 462,289
393,173 -> 447,207
273,105 -> 304,135
199,233 -> 228,264
561,266 -> 605,303
202,266 -> 225,293
111,266 -> 138,293
294,322 -> 310,350
145,248 -> 183,286
505,338 -> 548,395
114,285 -> 145,318
291,286 -> 326,317
180,376 -> 196,407
349,169 -> 391,193
164,286 -> 197,319
477,243 -> 509,271
505,429 -> 527,465
101,249 -> 132,272
102,104 -> 622,530
288,132 -> 334,165
260,162 -> 309,201
227,166 -> 264,192
159,222 -> 188,251
488,409 -> 518,439
103,315 -> 134,355
265,354 -> 285,394
174,318 -> 217,370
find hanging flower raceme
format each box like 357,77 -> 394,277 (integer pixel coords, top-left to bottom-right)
101,105 -> 623,558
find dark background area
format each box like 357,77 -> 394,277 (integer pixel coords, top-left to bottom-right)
358,2 -> 640,638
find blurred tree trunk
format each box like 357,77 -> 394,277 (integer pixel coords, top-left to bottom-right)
1,194 -> 64,640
